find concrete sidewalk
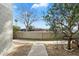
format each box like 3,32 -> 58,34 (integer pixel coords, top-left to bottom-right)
28,43 -> 48,56
13,39 -> 68,44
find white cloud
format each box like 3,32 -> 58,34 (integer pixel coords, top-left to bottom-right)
31,3 -> 49,9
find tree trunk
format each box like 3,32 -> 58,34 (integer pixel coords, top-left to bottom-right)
26,26 -> 29,31
68,38 -> 71,50
76,40 -> 79,48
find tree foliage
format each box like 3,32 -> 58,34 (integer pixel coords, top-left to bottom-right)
43,3 -> 79,50
13,25 -> 20,33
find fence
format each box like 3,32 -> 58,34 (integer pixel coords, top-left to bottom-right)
13,31 -> 64,40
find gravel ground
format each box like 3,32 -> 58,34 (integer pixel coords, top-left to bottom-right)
45,44 -> 79,56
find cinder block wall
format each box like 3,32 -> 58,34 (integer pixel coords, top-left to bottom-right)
14,31 -> 54,39
0,4 -> 12,55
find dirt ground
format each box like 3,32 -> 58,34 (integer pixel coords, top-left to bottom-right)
6,39 -> 79,56
7,42 -> 32,56
45,44 -> 79,56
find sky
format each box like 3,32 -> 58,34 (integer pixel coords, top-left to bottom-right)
13,3 -> 52,29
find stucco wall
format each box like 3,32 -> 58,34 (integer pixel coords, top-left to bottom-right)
0,3 -> 12,55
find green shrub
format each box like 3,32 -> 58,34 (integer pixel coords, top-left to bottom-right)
13,25 -> 20,33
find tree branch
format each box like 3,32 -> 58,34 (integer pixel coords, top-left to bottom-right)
58,21 -> 69,30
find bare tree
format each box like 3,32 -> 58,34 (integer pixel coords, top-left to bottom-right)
15,4 -> 37,31
18,12 -> 36,31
